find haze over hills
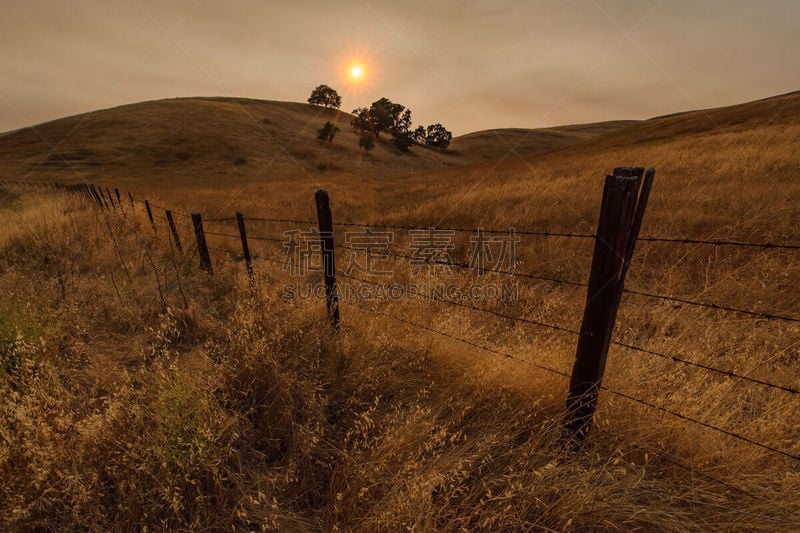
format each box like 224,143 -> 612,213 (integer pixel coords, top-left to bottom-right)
0,97 -> 639,186
0,90 -> 798,213
1,91 -> 798,192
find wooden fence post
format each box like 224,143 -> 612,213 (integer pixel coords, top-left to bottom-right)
106,188 -> 116,210
144,200 -> 155,229
236,211 -> 255,283
166,210 -> 183,253
192,213 -> 213,274
565,167 -> 654,441
89,184 -> 104,208
315,189 -> 340,330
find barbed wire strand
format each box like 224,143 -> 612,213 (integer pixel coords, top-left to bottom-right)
339,244 -> 588,288
244,216 -> 316,225
332,219 -> 800,250
623,288 -> 800,324
602,387 -> 800,461
638,236 -> 800,250
204,229 -> 284,243
612,341 -> 799,395
339,244 -> 800,323
333,220 -> 595,239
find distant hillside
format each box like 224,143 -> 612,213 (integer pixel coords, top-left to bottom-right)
567,90 -> 800,152
448,120 -> 640,161
0,97 -> 637,187
3,91 -> 794,190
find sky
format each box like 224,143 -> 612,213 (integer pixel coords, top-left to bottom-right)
1,0 -> 798,136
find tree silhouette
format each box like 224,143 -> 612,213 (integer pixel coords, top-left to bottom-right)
307,84 -> 342,109
350,107 -> 374,136
358,132 -> 375,152
351,97 -> 410,139
317,121 -> 339,144
392,132 -> 414,152
412,125 -> 426,143
423,123 -> 452,149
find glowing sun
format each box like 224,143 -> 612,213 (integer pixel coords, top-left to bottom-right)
349,64 -> 364,81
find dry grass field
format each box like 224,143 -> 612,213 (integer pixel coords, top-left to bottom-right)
0,91 -> 798,530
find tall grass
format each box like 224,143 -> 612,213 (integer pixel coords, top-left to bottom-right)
1,113 -> 799,530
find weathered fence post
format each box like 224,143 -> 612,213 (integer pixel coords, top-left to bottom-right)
191,212 -> 213,274
315,189 -> 340,330
89,184 -> 104,208
144,200 -> 155,229
565,167 -> 654,441
106,188 -> 116,210
236,211 -> 255,284
166,210 -> 183,253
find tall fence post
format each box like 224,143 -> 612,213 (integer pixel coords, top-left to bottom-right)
565,167 -> 654,442
192,212 -> 213,274
315,189 -> 340,331
144,200 -> 155,229
166,210 -> 183,253
236,211 -> 255,284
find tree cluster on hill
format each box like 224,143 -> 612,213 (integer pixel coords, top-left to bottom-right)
306,85 -> 452,152
350,97 -> 451,152
413,123 -> 453,149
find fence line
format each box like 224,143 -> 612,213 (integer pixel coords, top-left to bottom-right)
3,176 -> 799,470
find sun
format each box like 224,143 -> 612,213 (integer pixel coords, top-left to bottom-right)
349,64 -> 364,81
331,45 -> 377,96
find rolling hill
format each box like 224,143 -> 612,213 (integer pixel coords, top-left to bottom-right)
0,97 -> 638,188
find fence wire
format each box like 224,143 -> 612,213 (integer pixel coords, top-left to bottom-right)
345,298 -> 800,463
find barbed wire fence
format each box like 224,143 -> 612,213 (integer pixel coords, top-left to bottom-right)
2,173 -> 799,520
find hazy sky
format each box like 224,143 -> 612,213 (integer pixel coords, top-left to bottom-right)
1,0 -> 798,135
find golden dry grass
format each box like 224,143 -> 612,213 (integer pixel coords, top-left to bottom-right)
0,91 -> 799,530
